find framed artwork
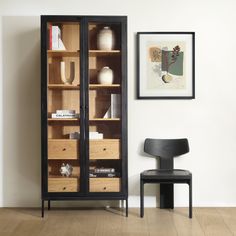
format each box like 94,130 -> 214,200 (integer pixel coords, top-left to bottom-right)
137,32 -> 195,99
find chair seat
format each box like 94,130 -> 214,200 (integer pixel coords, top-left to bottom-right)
141,169 -> 192,180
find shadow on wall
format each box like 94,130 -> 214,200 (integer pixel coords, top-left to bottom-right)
2,16 -> 41,207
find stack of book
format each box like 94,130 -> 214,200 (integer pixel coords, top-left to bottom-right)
49,25 -> 66,50
69,131 -> 103,139
89,132 -> 103,139
51,110 -> 79,119
89,168 -> 120,178
103,94 -> 121,118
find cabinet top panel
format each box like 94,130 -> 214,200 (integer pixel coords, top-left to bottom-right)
41,15 -> 127,23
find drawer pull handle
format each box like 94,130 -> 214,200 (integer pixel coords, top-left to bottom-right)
62,148 -> 66,151
103,148 -> 106,151
63,187 -> 66,190
103,187 -> 107,190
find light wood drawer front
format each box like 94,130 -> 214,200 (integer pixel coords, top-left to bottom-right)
89,178 -> 120,192
90,140 -> 120,159
48,178 -> 78,192
48,140 -> 78,159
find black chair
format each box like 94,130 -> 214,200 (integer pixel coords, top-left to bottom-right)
140,138 -> 192,218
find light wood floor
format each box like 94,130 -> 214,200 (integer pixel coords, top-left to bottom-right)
1,207 -> 236,236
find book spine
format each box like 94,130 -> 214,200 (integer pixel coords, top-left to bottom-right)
94,168 -> 115,173
49,25 -> 52,50
52,26 -> 59,50
111,94 -> 121,118
56,110 -> 76,115
51,114 -> 79,118
89,173 -> 117,178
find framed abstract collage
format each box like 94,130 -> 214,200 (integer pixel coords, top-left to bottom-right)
137,32 -> 195,99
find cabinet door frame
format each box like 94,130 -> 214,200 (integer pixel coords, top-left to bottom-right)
41,15 -> 85,198
84,16 -> 128,197
41,15 -> 128,200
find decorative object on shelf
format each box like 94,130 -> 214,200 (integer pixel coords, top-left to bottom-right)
97,26 -> 115,50
49,25 -> 66,50
69,132 -> 80,139
103,106 -> 111,118
89,132 -> 103,140
137,32 -> 195,99
60,163 -> 73,177
111,94 -> 120,118
98,66 -> 114,84
69,131 -> 103,139
51,109 -> 79,119
60,61 -> 75,85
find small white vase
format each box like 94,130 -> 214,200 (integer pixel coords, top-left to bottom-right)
60,61 -> 75,85
97,26 -> 115,50
98,66 -> 114,84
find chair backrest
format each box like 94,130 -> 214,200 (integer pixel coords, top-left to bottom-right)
144,138 -> 189,159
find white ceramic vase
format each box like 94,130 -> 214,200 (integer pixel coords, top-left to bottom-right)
98,66 -> 114,84
60,61 -> 75,85
97,26 -> 115,50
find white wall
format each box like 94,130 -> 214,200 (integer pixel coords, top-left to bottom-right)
1,0 -> 236,207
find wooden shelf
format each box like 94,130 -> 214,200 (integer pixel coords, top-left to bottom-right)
89,50 -> 120,56
48,175 -> 79,179
89,118 -> 120,121
48,84 -> 80,90
89,84 -> 120,89
48,118 -> 80,121
48,84 -> 120,90
47,50 -> 80,57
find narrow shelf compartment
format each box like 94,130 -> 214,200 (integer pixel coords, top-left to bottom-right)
47,50 -> 80,57
89,50 -> 120,56
48,84 -> 80,90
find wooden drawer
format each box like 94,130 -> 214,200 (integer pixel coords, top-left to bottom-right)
89,178 -> 120,192
90,139 -> 120,159
48,178 -> 78,192
48,140 -> 78,159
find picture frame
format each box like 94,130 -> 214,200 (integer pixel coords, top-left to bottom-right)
137,32 -> 195,99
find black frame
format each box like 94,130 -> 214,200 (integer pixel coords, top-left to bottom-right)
137,32 -> 195,99
41,15 -> 128,217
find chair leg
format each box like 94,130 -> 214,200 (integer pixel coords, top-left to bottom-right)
189,179 -> 192,218
140,179 -> 144,218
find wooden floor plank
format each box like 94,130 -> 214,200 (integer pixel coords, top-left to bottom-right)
118,208 -> 149,236
195,208 -> 233,236
217,207 -> 236,235
0,207 -> 236,236
172,208 -> 205,236
146,208 -> 177,236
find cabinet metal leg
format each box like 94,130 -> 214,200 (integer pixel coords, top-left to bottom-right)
126,198 -> 128,217
41,200 -> 44,218
140,179 -> 144,218
48,200 -> 51,210
189,179 -> 192,218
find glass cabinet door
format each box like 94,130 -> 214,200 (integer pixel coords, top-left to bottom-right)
87,22 -> 122,193
46,21 -> 81,193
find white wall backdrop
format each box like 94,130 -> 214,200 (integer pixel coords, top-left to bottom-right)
1,0 -> 236,207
